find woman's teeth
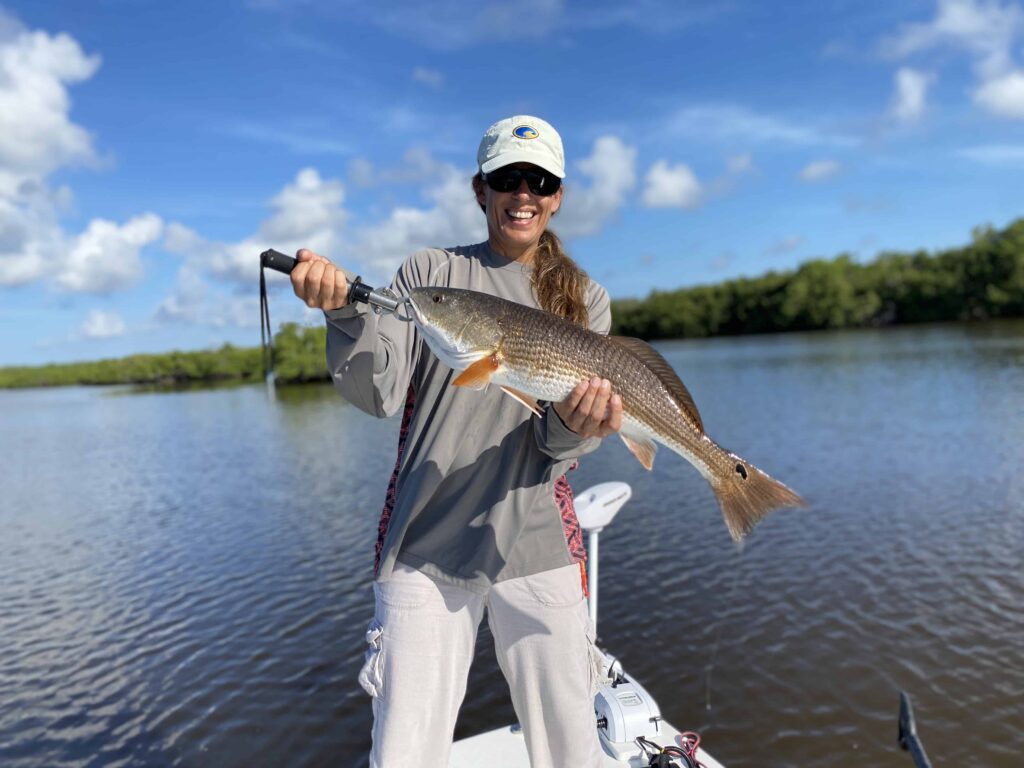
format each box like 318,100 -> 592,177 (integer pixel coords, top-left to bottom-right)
507,210 -> 535,220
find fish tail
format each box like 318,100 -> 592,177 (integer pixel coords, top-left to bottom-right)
711,460 -> 806,541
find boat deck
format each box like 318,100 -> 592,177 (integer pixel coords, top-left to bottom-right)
450,720 -> 727,767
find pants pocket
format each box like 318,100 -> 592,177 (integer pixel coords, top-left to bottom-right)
358,618 -> 385,699
577,608 -> 607,698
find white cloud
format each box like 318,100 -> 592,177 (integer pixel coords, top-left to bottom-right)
664,104 -> 857,147
58,213 -> 163,293
348,146 -> 448,188
0,15 -> 101,194
799,160 -> 841,182
205,167 -> 348,285
641,160 -> 702,209
883,0 -> 1022,78
882,0 -> 1024,119
155,168 -> 350,329
890,67 -> 934,122
163,221 -> 205,255
555,135 -> 637,237
0,12 -> 164,293
352,165 -> 485,278
412,66 -> 443,88
217,119 -> 351,155
972,69 -> 1024,117
78,309 -> 126,339
957,143 -> 1024,163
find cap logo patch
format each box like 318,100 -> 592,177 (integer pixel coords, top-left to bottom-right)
512,125 -> 539,140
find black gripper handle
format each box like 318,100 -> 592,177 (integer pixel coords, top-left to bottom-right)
260,248 -> 375,305
260,249 -> 297,274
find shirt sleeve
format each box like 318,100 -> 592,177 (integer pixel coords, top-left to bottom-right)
532,281 -> 612,461
323,252 -> 428,418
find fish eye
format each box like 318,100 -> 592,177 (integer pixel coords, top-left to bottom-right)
432,294 -> 443,303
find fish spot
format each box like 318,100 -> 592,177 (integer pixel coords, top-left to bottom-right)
735,463 -> 748,480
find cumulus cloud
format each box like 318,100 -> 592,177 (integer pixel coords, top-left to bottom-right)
155,168 -> 349,329
205,167 -> 348,285
0,12 -> 162,292
799,160 -> 841,182
352,165 -> 484,277
555,135 -> 637,237
890,67 -> 934,122
641,160 -> 702,209
0,14 -> 101,194
58,214 -> 163,293
973,70 -> 1024,117
882,0 -> 1024,119
77,309 -> 126,339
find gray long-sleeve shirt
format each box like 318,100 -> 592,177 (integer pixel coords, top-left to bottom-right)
324,241 -> 611,592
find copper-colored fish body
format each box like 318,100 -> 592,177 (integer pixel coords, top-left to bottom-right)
407,286 -> 805,539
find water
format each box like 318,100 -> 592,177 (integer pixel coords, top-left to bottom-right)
1,321 -> 1022,767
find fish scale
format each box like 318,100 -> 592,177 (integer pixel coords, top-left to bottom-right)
407,286 -> 805,540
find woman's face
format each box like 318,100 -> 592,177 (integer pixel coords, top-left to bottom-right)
476,163 -> 562,261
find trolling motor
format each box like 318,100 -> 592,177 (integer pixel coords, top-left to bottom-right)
258,248 -> 412,378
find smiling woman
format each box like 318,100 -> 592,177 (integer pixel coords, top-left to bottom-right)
288,114 -> 623,767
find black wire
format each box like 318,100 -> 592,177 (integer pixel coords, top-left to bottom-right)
259,265 -> 273,378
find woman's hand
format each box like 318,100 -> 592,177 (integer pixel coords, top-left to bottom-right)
553,378 -> 623,438
290,249 -> 350,310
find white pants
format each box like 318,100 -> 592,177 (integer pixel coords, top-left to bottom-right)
359,562 -> 604,768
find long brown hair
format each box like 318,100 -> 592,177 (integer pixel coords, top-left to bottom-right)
472,172 -> 590,328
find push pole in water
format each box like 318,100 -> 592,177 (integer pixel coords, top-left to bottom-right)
898,691 -> 934,768
573,482 -> 632,631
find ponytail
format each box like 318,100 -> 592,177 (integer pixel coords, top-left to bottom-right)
472,172 -> 590,328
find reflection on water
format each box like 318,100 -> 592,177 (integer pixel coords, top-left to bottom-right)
1,321 -> 1022,767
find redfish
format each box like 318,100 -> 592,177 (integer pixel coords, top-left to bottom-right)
406,286 -> 805,540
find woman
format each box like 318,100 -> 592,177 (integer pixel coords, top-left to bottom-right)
291,115 -> 621,768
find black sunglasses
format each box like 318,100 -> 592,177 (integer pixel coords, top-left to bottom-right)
483,167 -> 562,196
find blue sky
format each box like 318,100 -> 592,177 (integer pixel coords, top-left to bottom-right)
1,0 -> 1022,365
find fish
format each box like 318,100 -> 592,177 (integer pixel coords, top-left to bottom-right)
405,286 -> 806,540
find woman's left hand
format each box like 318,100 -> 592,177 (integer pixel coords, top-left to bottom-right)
553,377 -> 623,438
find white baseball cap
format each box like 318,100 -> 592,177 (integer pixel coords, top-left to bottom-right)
477,115 -> 565,179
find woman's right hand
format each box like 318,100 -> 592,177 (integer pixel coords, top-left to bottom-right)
291,249 -> 350,310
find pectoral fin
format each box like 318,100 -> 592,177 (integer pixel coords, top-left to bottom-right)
499,386 -> 543,416
453,354 -> 501,390
620,433 -> 657,470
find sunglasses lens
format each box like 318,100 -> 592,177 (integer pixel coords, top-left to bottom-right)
486,168 -> 561,196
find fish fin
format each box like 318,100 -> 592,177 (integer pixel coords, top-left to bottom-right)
620,433 -> 657,470
453,354 -> 500,390
499,386 -> 544,416
711,456 -> 807,541
609,336 -> 704,434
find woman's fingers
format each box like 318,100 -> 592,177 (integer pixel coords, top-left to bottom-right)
291,248 -> 349,310
555,378 -> 622,438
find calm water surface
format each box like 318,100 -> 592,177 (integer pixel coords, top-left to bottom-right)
1,322 -> 1022,767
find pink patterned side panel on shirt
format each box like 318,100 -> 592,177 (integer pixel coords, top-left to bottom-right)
374,386 -> 587,575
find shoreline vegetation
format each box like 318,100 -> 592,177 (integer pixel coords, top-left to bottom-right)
2,219 -> 1022,390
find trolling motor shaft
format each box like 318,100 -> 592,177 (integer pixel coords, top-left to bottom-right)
259,248 -> 409,317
